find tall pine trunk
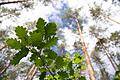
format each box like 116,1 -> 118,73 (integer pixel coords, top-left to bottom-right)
97,40 -> 118,71
75,18 -> 96,80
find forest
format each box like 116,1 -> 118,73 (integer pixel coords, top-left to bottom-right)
0,0 -> 120,80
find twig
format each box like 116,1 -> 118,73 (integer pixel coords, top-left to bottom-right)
0,1 -> 25,5
26,49 -> 56,80
0,61 -> 10,77
0,45 -> 7,51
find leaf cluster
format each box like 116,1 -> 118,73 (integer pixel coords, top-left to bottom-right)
6,18 -> 86,80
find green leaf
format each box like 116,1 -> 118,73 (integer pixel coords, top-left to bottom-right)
29,31 -> 42,46
81,65 -> 86,69
68,61 -> 74,76
30,48 -> 43,66
36,18 -> 46,34
63,57 -> 69,67
66,52 -> 71,58
73,52 -> 80,58
74,58 -> 81,64
79,76 -> 86,80
58,70 -> 68,78
39,72 -> 46,80
55,56 -> 64,69
6,38 -> 22,49
34,58 -> 43,66
45,37 -> 58,48
45,22 -> 57,37
115,71 -> 120,75
10,48 -> 29,65
68,61 -> 72,69
15,26 -> 27,39
74,71 -> 79,78
44,49 -> 57,60
70,68 -> 74,76
37,42 -> 45,49
39,67 -> 46,72
30,53 -> 37,62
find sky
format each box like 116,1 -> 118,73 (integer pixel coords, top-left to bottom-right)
0,0 -> 120,79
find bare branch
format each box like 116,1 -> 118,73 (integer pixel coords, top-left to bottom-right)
0,45 -> 7,51
0,1 -> 25,5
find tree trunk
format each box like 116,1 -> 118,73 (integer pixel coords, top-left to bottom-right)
26,64 -> 37,80
102,14 -> 120,24
98,41 -> 118,71
75,19 -> 96,80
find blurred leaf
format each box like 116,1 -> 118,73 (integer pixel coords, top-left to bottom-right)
58,70 -> 68,78
68,61 -> 74,75
74,52 -> 80,58
39,67 -> 46,72
80,76 -> 86,80
115,71 -> 120,75
55,56 -> 64,69
39,72 -> 46,80
46,76 -> 53,80
81,65 -> 86,69
74,58 -> 81,64
66,52 -> 71,57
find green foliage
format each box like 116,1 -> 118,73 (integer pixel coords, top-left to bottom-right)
6,38 -> 22,49
11,48 -> 29,65
89,5 -> 102,19
44,49 -> 57,60
6,18 -> 86,80
114,70 -> 120,80
110,31 -> 120,41
45,37 -> 58,48
15,26 -> 28,39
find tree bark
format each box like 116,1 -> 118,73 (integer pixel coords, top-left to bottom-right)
75,19 -> 96,80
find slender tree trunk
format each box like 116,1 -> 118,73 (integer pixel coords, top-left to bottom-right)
98,41 -> 118,71
102,15 -> 120,24
26,64 -> 37,80
93,54 -> 109,80
75,18 -> 96,80
103,44 -> 118,70
0,62 -> 10,76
